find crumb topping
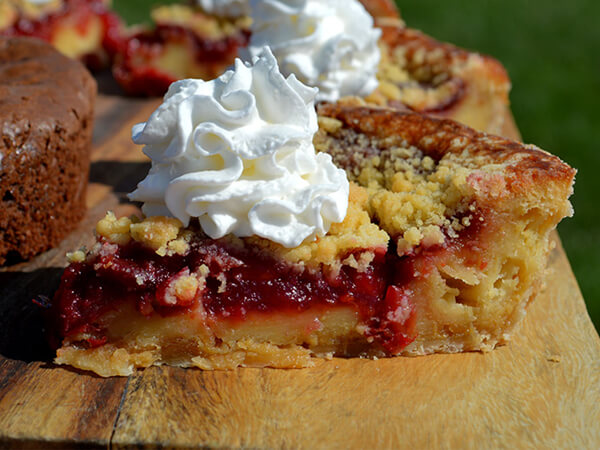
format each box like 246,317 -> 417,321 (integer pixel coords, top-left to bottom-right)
129,216 -> 183,255
93,107 -> 486,263
96,212 -> 133,246
92,182 -> 390,271
97,212 -> 190,257
314,120 -> 478,250
168,270 -> 200,305
243,183 -> 389,269
93,100 -> 573,269
66,249 -> 86,263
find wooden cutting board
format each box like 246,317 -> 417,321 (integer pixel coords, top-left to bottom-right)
0,91 -> 599,449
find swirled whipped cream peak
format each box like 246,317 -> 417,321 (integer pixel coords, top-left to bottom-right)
128,47 -> 349,248
196,0 -> 251,18
243,0 -> 381,103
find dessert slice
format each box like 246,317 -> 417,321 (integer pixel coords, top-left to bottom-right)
111,4 -> 251,96
0,0 -> 122,69
242,1 -> 509,134
111,0 -> 398,97
367,21 -> 511,135
316,98 -> 574,353
48,97 -> 574,376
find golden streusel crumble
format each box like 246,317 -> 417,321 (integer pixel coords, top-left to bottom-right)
90,183 -> 390,273
92,106 -> 515,270
315,114 -> 486,252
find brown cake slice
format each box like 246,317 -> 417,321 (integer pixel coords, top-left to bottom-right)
367,20 -> 511,135
0,37 -> 96,265
49,101 -> 574,376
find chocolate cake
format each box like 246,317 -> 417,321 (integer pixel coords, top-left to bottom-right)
0,37 -> 96,264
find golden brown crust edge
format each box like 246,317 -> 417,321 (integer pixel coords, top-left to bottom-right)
378,24 -> 510,92
318,101 -> 575,204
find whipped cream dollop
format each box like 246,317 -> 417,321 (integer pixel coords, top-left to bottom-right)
243,0 -> 381,103
129,47 -> 349,248
196,0 -> 251,18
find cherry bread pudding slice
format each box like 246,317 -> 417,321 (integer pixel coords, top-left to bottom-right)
49,98 -> 574,376
367,20 -> 511,135
111,4 -> 251,96
241,1 -> 509,135
111,0 -> 398,97
0,0 -> 122,69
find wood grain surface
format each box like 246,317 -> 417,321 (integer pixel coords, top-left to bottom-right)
0,90 -> 598,449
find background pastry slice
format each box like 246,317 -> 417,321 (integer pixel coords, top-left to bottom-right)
111,3 -> 251,96
110,0 -> 399,97
242,0 -> 511,135
367,21 -> 512,135
0,0 -> 122,69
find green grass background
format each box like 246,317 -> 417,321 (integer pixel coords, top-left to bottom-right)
113,1 -> 600,332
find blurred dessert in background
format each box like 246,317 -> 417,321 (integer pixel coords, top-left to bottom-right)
111,3 -> 251,96
0,0 -> 122,70
109,0 -> 400,97
367,21 -> 511,135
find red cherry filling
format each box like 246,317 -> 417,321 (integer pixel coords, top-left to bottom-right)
50,236 -> 416,353
49,209 -> 489,355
